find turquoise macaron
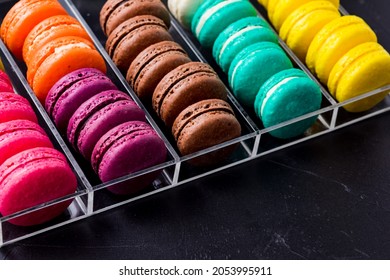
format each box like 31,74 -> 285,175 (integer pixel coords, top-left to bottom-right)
254,68 -> 322,139
213,16 -> 278,73
228,41 -> 293,107
191,0 -> 257,49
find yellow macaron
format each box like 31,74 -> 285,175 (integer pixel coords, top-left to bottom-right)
306,15 -> 377,85
267,0 -> 339,31
280,1 -> 340,61
257,0 -> 269,8
0,59 -> 4,71
328,42 -> 390,112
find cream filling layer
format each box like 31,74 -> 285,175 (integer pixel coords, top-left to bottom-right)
195,0 -> 242,37
54,42 -> 91,54
219,25 -> 265,61
260,76 -> 298,116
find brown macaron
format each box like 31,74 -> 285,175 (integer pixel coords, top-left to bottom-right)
172,99 -> 241,160
127,41 -> 191,100
153,62 -> 228,127
100,0 -> 171,36
105,15 -> 173,73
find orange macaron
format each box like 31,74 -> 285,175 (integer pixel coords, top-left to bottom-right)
0,0 -> 67,60
23,14 -> 92,65
26,36 -> 106,103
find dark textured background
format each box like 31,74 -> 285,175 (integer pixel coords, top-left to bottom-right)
1,0 -> 389,260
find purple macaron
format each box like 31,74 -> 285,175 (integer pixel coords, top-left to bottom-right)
91,120 -> 167,195
45,68 -> 117,133
67,90 -> 146,161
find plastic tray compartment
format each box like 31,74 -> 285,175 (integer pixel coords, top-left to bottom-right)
0,0 -> 389,247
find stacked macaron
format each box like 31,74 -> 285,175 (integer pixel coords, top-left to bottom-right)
259,0 -> 390,112
0,0 -> 106,103
45,68 -> 167,195
0,71 -> 77,226
174,0 -> 322,138
100,0 -> 242,163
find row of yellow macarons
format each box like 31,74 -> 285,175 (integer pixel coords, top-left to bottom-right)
258,0 -> 390,112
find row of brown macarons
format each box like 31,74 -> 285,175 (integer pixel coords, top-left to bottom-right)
99,0 -> 242,160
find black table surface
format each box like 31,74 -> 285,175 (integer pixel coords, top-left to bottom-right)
1,0 -> 390,260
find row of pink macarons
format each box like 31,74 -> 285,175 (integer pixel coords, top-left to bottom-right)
0,69 -> 77,226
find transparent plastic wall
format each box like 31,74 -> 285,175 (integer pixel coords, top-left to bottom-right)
0,0 -> 389,246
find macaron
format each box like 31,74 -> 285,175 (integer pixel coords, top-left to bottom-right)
0,92 -> 38,124
0,0 -> 67,60
105,15 -> 173,73
279,1 -> 340,61
172,99 -> 241,160
228,41 -> 293,107
91,121 -> 167,195
67,90 -> 146,160
267,0 -> 340,31
257,0 -> 269,8
0,70 -> 14,92
0,147 -> 77,226
167,0 -> 205,29
153,62 -> 228,127
26,36 -> 107,103
212,16 -> 278,73
100,0 -> 171,36
23,14 -> 91,65
126,41 -> 191,100
45,68 -> 117,134
306,15 -> 377,85
328,42 -> 390,112
191,0 -> 258,49
254,68 -> 322,138
0,119 -> 53,166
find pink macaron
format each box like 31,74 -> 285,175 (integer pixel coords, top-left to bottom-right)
0,70 -> 13,92
0,119 -> 53,165
0,92 -> 38,124
91,121 -> 167,195
0,147 -> 78,226
67,90 -> 146,160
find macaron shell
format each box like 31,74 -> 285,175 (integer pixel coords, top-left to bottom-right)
192,0 -> 257,48
100,0 -> 171,36
0,92 -> 38,124
154,62 -> 228,127
328,42 -> 390,112
172,99 -> 241,158
2,0 -> 67,60
45,68 -> 109,116
0,147 -> 77,226
228,42 -> 293,107
23,15 -> 91,65
0,80 -> 14,92
0,71 -> 12,88
127,41 -> 191,99
306,15 -> 377,84
0,59 -> 4,71
51,75 -> 117,134
91,121 -> 167,195
27,36 -> 96,85
279,1 -> 340,61
268,0 -> 339,31
31,39 -> 106,103
213,17 -> 278,73
106,16 -> 173,73
0,120 -> 53,165
255,69 -> 322,138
